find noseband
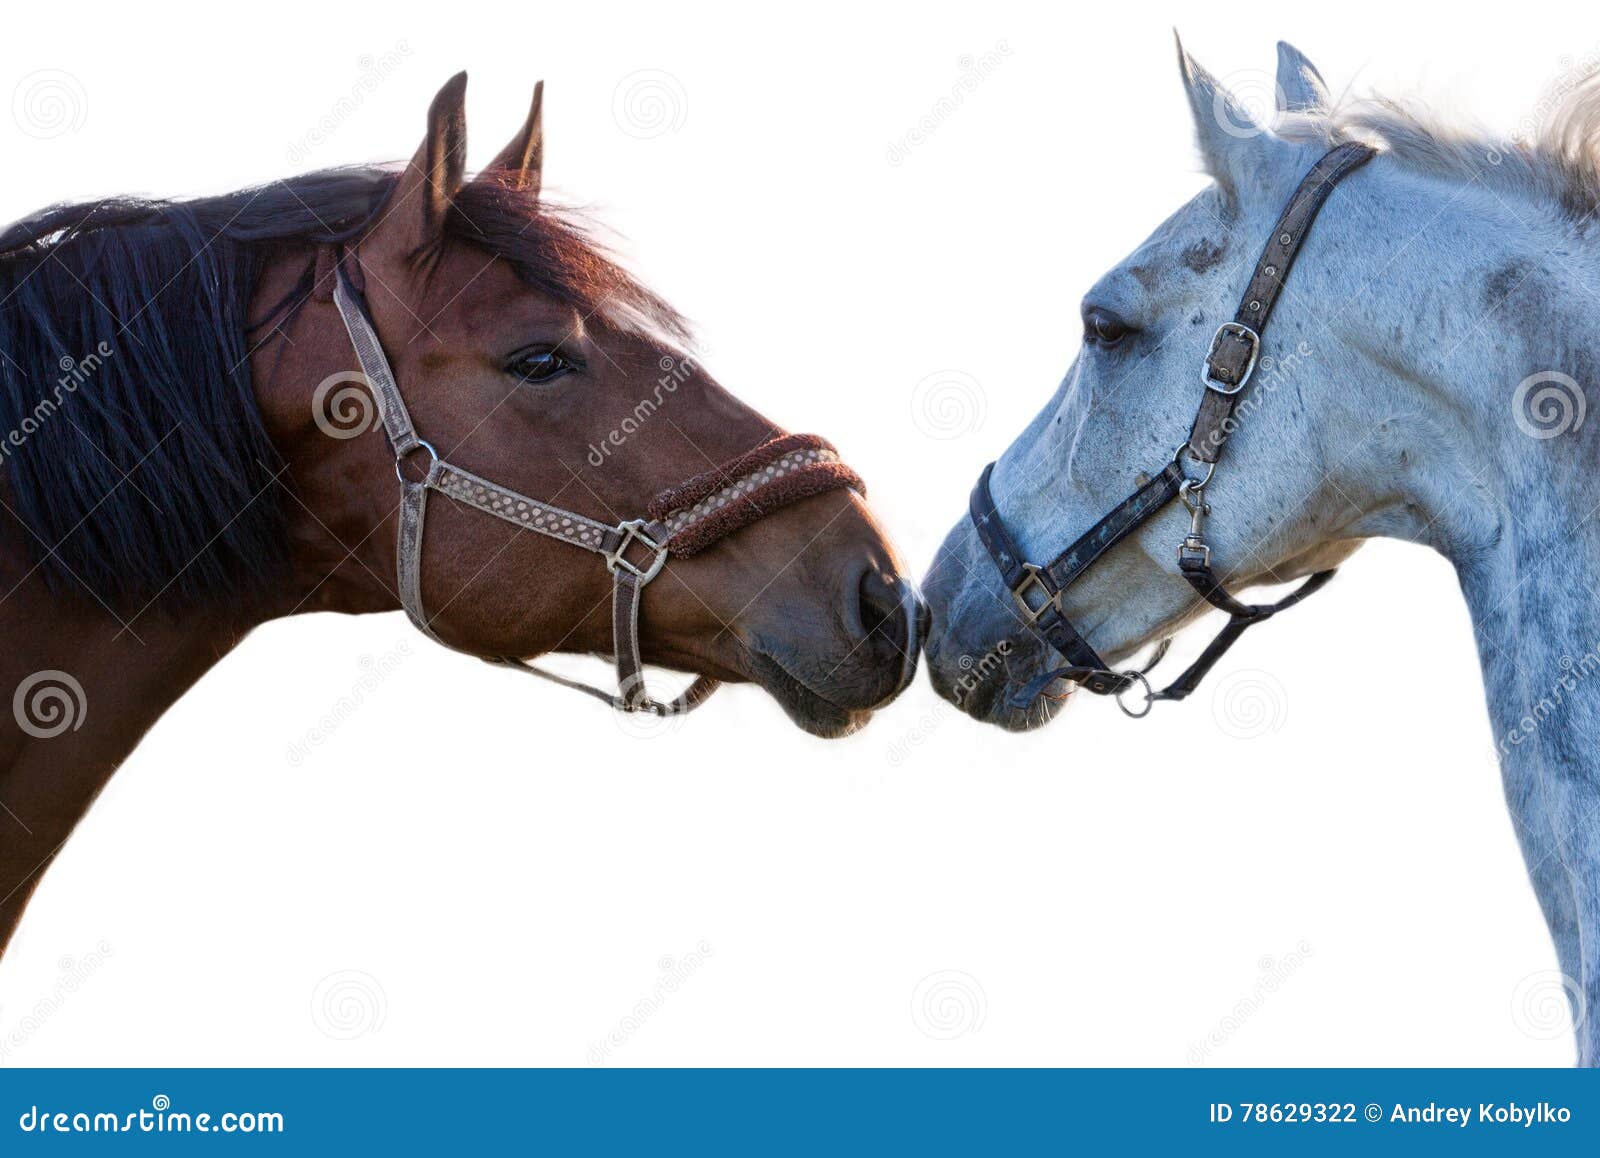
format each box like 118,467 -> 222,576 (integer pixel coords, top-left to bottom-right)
971,142 -> 1374,717
329,249 -> 863,716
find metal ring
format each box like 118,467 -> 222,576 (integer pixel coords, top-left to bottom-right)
1114,671 -> 1155,719
1171,444 -> 1216,490
394,440 -> 440,484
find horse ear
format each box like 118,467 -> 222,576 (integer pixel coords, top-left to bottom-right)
486,80 -> 544,196
1275,41 -> 1329,115
1174,33 -> 1268,198
385,72 -> 469,256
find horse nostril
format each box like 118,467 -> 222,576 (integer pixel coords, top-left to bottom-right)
855,569 -> 914,661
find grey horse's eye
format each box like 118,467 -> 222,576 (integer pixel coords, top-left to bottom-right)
1082,306 -> 1134,347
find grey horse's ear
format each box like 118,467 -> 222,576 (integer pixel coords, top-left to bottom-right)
1174,33 -> 1266,197
1275,41 -> 1329,115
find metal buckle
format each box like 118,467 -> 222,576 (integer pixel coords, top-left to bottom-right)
1201,322 -> 1261,396
606,518 -> 668,583
1013,563 -> 1056,622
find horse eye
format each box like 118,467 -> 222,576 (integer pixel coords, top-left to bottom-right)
1082,306 -> 1134,347
508,347 -> 582,385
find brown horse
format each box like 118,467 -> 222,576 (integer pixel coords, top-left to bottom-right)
0,74 -> 922,958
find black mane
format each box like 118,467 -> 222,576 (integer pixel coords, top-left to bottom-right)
0,167 -> 687,618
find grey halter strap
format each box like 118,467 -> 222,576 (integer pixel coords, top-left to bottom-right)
330,253 -> 716,717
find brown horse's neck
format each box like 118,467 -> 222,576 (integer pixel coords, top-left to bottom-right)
0,545 -> 247,956
0,245 -> 404,958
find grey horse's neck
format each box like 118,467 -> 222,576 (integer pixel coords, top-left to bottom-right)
1408,227 -> 1600,1056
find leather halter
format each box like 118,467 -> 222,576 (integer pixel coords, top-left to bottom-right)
971,142 -> 1375,717
329,248 -> 863,716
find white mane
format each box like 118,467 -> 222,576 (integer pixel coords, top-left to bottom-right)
1278,71 -> 1600,221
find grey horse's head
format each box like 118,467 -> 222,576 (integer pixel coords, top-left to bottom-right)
923,38 -> 1530,728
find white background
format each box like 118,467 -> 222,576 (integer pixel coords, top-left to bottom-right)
0,0 -> 1586,1065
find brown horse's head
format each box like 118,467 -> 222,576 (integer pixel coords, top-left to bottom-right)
251,75 -> 920,736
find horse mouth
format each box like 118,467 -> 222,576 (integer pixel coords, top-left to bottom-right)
745,650 -> 875,739
925,637 -> 1074,732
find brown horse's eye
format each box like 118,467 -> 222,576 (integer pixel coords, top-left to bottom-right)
1082,306 -> 1134,347
508,347 -> 582,385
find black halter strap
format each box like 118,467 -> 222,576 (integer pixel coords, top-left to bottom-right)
972,141 -> 1375,716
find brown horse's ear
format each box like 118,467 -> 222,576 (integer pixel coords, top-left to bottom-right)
383,71 -> 469,257
486,80 -> 544,196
